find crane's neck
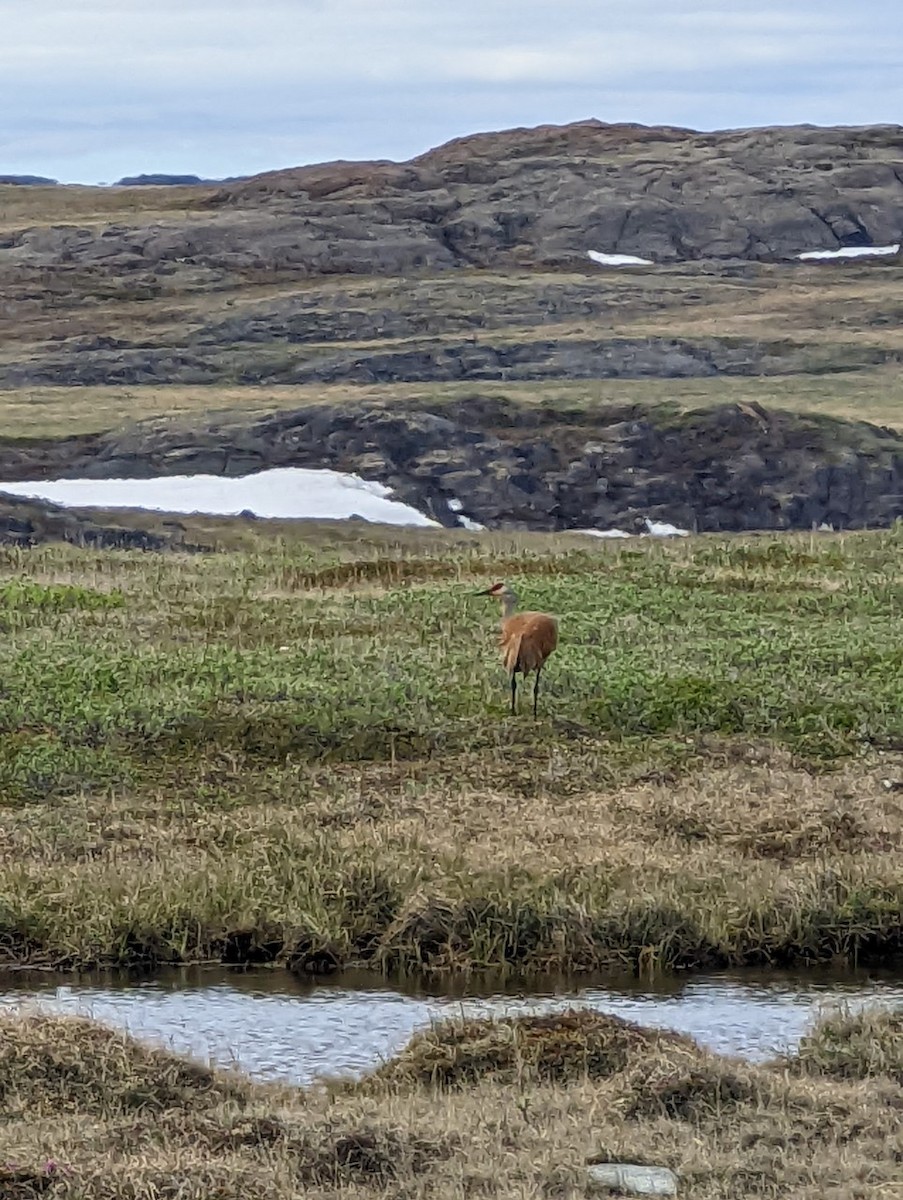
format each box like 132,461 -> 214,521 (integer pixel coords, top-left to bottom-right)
499,592 -> 518,619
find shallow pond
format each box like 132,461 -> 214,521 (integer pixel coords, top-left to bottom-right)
3,966 -> 902,1086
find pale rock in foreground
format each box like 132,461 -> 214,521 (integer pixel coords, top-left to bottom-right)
587,1162 -> 678,1196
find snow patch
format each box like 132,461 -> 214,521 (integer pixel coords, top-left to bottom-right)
587,250 -> 653,267
573,520 -> 691,539
644,518 -> 689,537
0,467 -> 439,527
446,496 -> 486,530
798,244 -> 900,261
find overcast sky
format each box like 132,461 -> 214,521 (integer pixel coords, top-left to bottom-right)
2,0 -> 901,184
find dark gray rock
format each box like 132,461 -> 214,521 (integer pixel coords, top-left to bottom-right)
3,121 -> 903,283
2,333 -> 893,390
0,492 -> 173,550
4,399 -> 900,536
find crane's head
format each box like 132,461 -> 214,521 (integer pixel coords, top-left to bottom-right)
477,581 -> 518,604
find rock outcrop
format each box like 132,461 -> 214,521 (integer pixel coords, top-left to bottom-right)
3,335 -> 892,390
3,122 -> 903,282
200,121 -> 903,269
4,400 -> 900,535
0,492 -> 180,550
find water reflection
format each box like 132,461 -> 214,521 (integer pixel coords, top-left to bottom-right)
2,966 -> 901,1086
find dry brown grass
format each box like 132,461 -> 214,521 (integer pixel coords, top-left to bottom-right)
0,183 -> 215,231
634,267 -> 903,344
1,1008 -> 902,1199
789,1006 -> 903,1084
3,738 -> 902,975
3,365 -> 903,439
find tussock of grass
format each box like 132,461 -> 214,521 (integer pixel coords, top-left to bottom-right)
0,1014 -> 246,1121
368,1010 -> 699,1088
293,1124 -> 460,1187
2,1008 -> 903,1199
788,1007 -> 903,1083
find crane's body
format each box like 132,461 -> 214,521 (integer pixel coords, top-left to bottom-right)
478,582 -> 558,716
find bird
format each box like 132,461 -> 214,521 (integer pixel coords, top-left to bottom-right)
477,581 -> 558,717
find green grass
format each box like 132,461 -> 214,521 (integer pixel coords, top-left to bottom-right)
2,533 -> 900,766
0,524 -> 902,973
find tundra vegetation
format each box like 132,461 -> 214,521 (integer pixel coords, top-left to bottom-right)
0,520 -> 901,975
3,122 -> 903,1199
1,1006 -> 902,1199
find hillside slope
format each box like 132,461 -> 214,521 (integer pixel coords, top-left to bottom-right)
1,121 -> 902,391
1,119 -> 903,534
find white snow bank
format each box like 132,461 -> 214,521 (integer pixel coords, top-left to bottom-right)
644,518 -> 690,537
0,466 -> 439,527
572,518 -> 691,539
1,469 -> 695,539
587,250 -> 653,267
798,244 -> 899,261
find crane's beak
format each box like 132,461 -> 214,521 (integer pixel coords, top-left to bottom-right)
475,587 -> 493,595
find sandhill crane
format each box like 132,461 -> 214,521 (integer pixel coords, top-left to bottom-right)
478,581 -> 558,717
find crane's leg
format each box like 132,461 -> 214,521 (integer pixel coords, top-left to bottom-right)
533,667 -> 541,718
510,671 -> 517,715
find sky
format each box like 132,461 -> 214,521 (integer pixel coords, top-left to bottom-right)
2,0 -> 902,184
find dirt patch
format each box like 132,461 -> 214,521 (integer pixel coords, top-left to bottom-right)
294,1124 -> 459,1188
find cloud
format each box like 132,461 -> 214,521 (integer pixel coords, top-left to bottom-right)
0,0 -> 901,182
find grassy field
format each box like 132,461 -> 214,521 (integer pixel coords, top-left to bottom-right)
0,182 -> 216,230
3,365 -> 903,439
1,1006 -> 902,1199
1,520 -> 901,975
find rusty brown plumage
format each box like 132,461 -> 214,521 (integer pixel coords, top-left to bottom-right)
478,581 -> 558,716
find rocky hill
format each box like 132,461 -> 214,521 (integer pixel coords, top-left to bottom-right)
1,119 -> 903,536
5,121 -> 903,282
204,120 -> 903,268
1,120 -> 902,390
